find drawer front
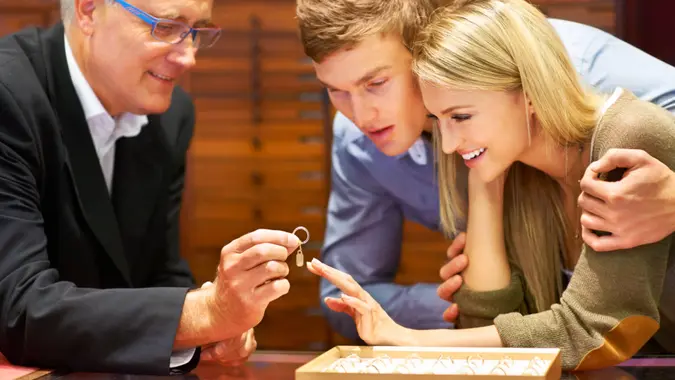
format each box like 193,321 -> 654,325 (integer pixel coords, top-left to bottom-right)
192,196 -> 326,221
194,119 -> 324,140
190,72 -> 321,98
211,2 -> 301,32
199,31 -> 307,58
195,98 -> 325,123
187,220 -> 326,251
189,138 -> 325,160
192,159 -> 325,196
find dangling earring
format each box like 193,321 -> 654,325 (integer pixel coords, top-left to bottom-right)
524,93 -> 532,146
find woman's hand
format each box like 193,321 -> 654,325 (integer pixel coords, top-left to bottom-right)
306,258 -> 408,346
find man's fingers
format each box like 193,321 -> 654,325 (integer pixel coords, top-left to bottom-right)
579,148 -> 647,200
239,244 -> 293,270
581,226 -> 626,252
439,254 -> 467,281
240,329 -> 256,358
246,329 -> 257,351
437,275 -> 462,301
446,233 -> 467,259
579,166 -> 615,200
588,148 -> 647,175
442,303 -> 459,323
201,350 -> 213,361
201,281 -> 214,289
577,191 -> 608,219
245,260 -> 290,286
253,278 -> 290,304
222,229 -> 301,256
579,211 -> 610,233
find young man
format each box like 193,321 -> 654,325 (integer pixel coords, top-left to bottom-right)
296,0 -> 675,340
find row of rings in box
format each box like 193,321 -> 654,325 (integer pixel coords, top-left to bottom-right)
322,353 -> 549,376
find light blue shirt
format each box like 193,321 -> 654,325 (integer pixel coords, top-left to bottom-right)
321,18 -> 675,340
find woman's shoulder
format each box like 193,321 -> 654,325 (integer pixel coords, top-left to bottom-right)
591,88 -> 675,170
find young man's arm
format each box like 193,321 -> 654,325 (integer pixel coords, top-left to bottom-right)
551,18 -> 675,113
320,114 -> 453,340
552,19 -> 675,250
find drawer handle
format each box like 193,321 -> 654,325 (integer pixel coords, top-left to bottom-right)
299,110 -> 323,120
305,241 -> 322,250
251,172 -> 264,186
298,73 -> 318,83
299,92 -> 322,102
301,206 -> 323,216
298,135 -> 324,145
298,171 -> 323,181
253,208 -> 263,221
251,136 -> 262,151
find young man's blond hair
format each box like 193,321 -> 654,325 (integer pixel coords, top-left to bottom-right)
296,0 -> 446,62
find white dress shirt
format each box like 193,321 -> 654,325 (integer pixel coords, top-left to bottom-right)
64,36 -> 195,368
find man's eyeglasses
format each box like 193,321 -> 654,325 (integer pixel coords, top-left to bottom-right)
113,0 -> 222,49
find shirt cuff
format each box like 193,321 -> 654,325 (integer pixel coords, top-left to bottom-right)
170,347 -> 196,368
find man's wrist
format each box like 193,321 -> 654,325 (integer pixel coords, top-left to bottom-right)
174,288 -> 219,349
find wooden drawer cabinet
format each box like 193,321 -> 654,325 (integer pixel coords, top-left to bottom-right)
193,160 -> 325,197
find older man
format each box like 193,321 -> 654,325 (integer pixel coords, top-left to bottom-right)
0,0 -> 297,374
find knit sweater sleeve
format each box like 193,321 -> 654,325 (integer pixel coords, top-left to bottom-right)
494,91 -> 675,371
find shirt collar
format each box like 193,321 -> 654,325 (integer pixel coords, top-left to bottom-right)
63,35 -> 148,134
395,136 -> 429,166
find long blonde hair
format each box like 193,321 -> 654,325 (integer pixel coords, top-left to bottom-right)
412,0 -> 605,311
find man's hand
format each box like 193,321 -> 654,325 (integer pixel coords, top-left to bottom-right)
201,328 -> 257,367
174,229 -> 300,350
579,149 -> 675,251
199,281 -> 257,366
210,229 -> 301,333
437,232 -> 468,323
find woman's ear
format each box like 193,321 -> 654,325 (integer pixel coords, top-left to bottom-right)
523,92 -> 535,116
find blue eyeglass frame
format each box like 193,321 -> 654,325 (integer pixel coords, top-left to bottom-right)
113,0 -> 222,48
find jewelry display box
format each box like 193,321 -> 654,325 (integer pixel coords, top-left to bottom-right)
296,345 -> 561,379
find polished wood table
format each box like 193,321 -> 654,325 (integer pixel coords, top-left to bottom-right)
10,351 -> 675,380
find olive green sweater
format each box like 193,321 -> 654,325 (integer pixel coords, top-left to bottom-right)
453,89 -> 675,371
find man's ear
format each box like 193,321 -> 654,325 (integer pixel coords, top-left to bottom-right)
74,0 -> 98,35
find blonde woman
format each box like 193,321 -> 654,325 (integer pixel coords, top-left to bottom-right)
307,0 -> 675,371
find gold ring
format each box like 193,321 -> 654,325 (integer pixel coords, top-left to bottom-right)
491,364 -> 508,375
292,226 -> 310,244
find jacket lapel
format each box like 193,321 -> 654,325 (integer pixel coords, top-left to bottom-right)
43,25 -> 132,285
111,115 -> 166,267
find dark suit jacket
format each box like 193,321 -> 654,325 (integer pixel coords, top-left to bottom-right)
0,23 -> 200,374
